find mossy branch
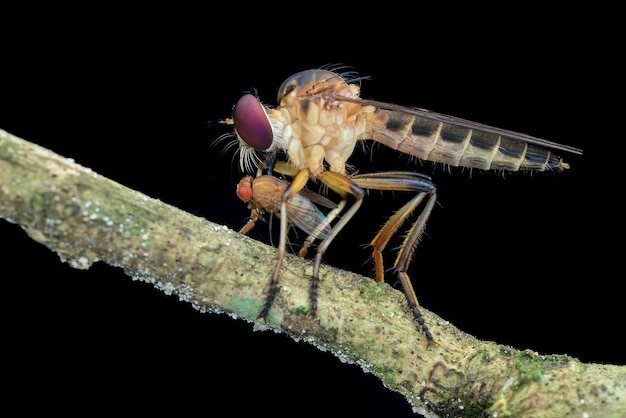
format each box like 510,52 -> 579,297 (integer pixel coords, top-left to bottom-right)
1,128 -> 623,417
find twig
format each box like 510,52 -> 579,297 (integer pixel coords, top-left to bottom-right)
1,128 -> 623,417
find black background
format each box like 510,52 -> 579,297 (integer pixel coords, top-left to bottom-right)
1,7 -> 615,417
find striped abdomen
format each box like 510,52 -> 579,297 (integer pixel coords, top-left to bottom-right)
363,108 -> 571,172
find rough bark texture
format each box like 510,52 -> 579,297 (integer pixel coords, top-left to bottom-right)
1,128 -> 624,417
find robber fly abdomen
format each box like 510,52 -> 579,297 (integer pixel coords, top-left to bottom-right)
364,108 -> 573,171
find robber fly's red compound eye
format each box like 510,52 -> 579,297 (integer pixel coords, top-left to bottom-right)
233,94 -> 273,151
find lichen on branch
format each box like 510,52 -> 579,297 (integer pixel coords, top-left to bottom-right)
1,128 -> 624,418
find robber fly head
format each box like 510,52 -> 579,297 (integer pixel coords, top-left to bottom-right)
231,90 -> 284,174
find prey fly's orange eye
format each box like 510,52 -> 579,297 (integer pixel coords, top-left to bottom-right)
233,94 -> 273,151
236,175 -> 254,202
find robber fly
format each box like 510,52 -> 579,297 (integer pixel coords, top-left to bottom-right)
222,65 -> 583,347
